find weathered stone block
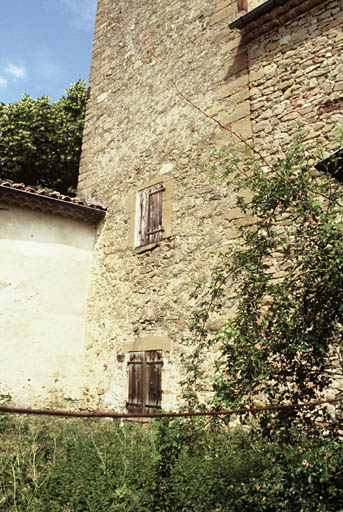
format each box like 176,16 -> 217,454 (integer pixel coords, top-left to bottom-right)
210,5 -> 236,24
278,80 -> 293,91
222,102 -> 251,124
334,81 -> 343,91
222,52 -> 249,79
217,74 -> 249,99
92,142 -> 107,154
221,36 -> 244,54
250,67 -> 264,82
231,117 -> 253,140
97,92 -> 108,103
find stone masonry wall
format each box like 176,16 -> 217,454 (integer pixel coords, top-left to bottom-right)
78,0 -> 245,411
78,0 -> 342,411
247,0 -> 343,158
217,0 -> 343,160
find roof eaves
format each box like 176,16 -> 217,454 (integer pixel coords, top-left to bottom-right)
229,0 -> 325,34
315,148 -> 343,182
230,0 -> 285,29
0,182 -> 106,224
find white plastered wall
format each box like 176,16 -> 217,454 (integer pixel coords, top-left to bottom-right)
0,204 -> 96,407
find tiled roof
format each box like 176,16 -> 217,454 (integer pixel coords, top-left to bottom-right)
0,179 -> 106,224
229,0 -> 324,39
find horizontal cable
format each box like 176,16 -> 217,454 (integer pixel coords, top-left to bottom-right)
0,396 -> 342,420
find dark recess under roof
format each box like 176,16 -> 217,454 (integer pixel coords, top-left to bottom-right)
315,148 -> 343,182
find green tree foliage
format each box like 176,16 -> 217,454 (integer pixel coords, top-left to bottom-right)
0,80 -> 86,195
187,131 -> 343,434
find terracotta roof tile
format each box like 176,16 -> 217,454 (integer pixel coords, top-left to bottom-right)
0,179 -> 106,224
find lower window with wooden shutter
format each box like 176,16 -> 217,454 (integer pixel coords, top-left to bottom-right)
127,350 -> 163,413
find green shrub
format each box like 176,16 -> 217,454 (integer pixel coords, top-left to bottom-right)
186,131 -> 343,436
155,423 -> 343,512
0,416 -> 342,511
0,418 -> 157,511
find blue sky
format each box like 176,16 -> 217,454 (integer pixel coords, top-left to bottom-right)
0,0 -> 97,104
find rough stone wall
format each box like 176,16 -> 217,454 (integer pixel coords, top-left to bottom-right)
247,0 -> 343,157
78,0 -> 343,411
226,0 -> 343,410
78,0 -> 245,411
216,0 -> 343,160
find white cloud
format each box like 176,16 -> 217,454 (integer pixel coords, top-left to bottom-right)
0,76 -> 8,88
4,63 -> 27,80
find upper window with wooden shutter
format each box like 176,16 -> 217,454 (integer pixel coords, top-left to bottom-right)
135,183 -> 165,248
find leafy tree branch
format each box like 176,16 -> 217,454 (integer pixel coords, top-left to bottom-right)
0,80 -> 87,195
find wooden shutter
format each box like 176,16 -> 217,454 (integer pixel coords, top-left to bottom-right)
135,188 -> 150,248
147,184 -> 164,244
127,351 -> 144,414
135,183 -> 164,248
144,350 -> 163,410
127,350 -> 163,413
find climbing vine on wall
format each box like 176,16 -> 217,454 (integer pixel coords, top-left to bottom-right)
183,129 -> 343,435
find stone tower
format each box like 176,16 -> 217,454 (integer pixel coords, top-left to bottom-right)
78,0 -> 343,412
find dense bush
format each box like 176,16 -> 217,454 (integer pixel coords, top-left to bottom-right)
153,418 -> 343,512
0,416 -> 342,511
